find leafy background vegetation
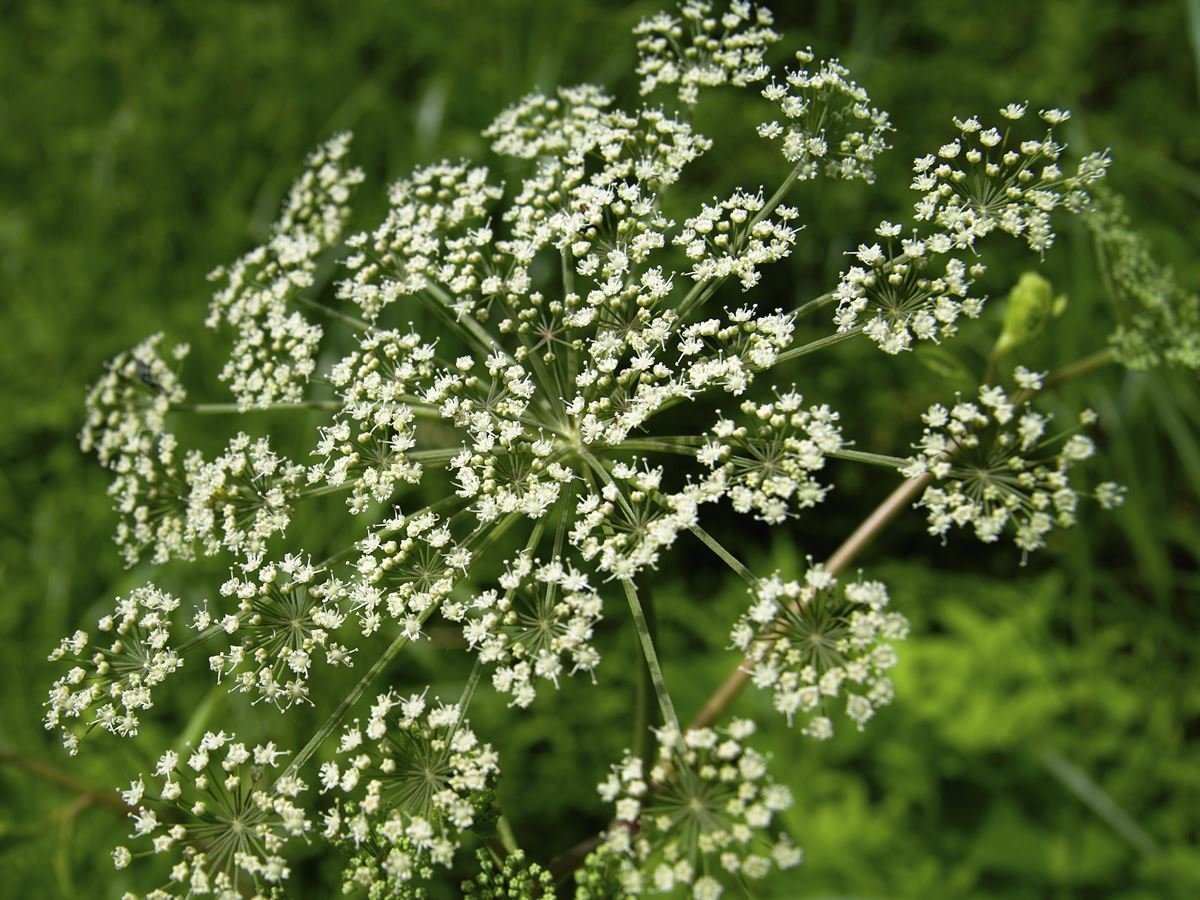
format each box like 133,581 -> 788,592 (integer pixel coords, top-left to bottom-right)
2,1 -> 1198,896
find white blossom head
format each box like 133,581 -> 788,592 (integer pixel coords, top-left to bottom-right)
81,334 -> 192,565
699,390 -> 843,523
204,554 -> 354,710
635,1 -> 780,106
902,376 -> 1123,556
585,718 -> 801,896
322,689 -> 499,894
758,48 -> 892,183
447,553 -> 604,707
115,732 -> 308,897
731,566 -> 909,737
183,433 -> 305,557
206,132 -> 364,410
46,584 -> 184,755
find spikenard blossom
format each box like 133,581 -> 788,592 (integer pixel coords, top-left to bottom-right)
585,719 -> 801,897
207,132 -> 365,411
698,391 -> 843,524
58,2 -> 1141,894
183,433 -> 306,557
758,48 -> 892,182
634,1 -> 779,106
113,732 -> 310,899
833,106 -> 1109,353
731,567 -> 909,738
321,689 -> 500,894
200,554 -> 355,710
902,372 -> 1124,555
447,553 -> 603,707
45,584 -> 184,754
80,334 -> 192,565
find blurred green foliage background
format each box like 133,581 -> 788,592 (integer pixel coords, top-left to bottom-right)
2,1 -> 1199,897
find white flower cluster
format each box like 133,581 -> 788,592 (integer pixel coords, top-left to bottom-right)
833,106 -> 1109,353
206,132 -> 364,409
315,328 -> 438,514
758,48 -> 892,182
730,567 -> 908,738
635,1 -> 779,105
320,690 -> 500,894
339,161 -> 506,322
200,554 -> 354,710
912,106 -> 1109,252
80,334 -> 192,565
448,553 -> 603,707
82,348 -> 308,563
183,433 -> 305,557
902,373 -> 1125,554
571,463 -> 725,580
114,732 -> 309,899
698,391 -> 843,523
45,584 -> 183,755
352,507 -> 472,636
589,719 -> 801,897
81,332 -> 189,468
436,354 -> 574,524
674,191 -> 800,289
833,221 -> 988,354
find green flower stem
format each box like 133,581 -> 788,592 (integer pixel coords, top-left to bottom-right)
295,295 -> 371,331
496,815 -> 520,856
407,448 -> 467,464
633,638 -> 651,763
451,659 -> 484,735
755,159 -> 808,228
688,523 -> 757,587
179,400 -> 342,414
609,436 -> 703,456
793,291 -> 836,318
621,578 -> 679,735
828,448 -> 910,468
776,327 -> 861,364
